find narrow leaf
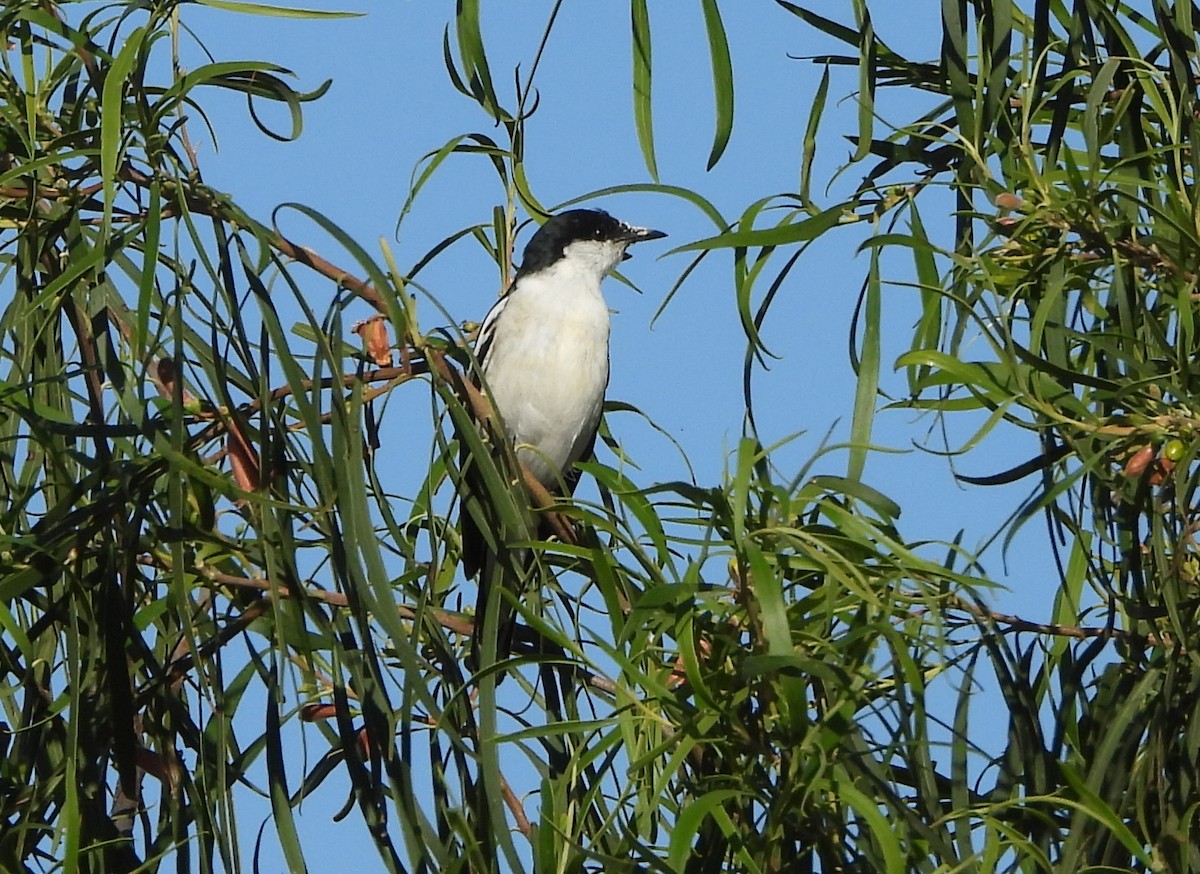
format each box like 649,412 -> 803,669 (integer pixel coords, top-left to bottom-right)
631,0 -> 658,179
700,0 -> 734,169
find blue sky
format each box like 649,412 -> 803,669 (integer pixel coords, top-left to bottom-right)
152,1 -> 1055,868
189,0 -> 1046,556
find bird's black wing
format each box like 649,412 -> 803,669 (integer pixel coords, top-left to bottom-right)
459,295 -> 508,580
461,298 -> 606,673
459,445 -> 487,580
461,294 -> 531,673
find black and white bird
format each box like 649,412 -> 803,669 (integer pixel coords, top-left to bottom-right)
460,208 -> 666,669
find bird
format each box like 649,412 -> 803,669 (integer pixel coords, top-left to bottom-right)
459,208 -> 666,671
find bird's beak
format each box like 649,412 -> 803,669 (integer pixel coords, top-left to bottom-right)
619,225 -> 667,259
623,225 -> 667,243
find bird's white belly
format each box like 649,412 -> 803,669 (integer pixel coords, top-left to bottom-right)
483,289 -> 609,488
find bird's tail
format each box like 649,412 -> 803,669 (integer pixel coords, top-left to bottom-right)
457,425 -> 534,675
467,545 -> 526,675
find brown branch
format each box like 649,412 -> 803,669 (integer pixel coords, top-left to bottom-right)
500,773 -> 533,838
119,163 -> 391,314
270,232 -> 388,313
0,180 -> 106,201
942,594 -> 1164,648
198,565 -> 477,637
1109,236 -> 1195,284
144,597 -> 272,700
210,565 -> 622,695
140,554 -> 622,696
231,362 -> 426,416
520,465 -> 577,544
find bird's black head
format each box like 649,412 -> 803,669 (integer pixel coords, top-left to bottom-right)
517,209 -> 666,278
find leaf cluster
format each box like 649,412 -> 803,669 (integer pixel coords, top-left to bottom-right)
3,2 -> 1200,873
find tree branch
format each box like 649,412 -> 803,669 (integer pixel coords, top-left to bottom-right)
942,594 -> 1163,648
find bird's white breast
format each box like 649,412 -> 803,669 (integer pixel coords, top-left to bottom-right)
481,258 -> 611,488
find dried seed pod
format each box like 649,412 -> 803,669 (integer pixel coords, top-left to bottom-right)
225,413 -> 260,496
994,192 -> 1024,210
299,703 -> 338,722
353,316 -> 393,366
1124,444 -> 1155,478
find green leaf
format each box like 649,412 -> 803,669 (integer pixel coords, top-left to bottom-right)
847,247 -> 880,481
809,475 -> 901,521
670,202 -> 852,252
455,0 -> 505,120
195,0 -> 362,16
630,0 -> 658,180
265,668 -> 308,873
700,0 -> 734,169
800,64 -> 831,204
667,790 -> 743,870
853,7 -> 876,163
774,2 -> 861,47
834,767 -> 906,873
101,25 -> 147,235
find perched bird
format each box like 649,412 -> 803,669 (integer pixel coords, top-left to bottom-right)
460,208 -> 666,670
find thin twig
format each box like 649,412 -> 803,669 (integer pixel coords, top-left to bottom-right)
195,563 -> 477,637
499,773 -> 533,838
941,593 -> 1164,648
0,181 -> 105,200
140,555 -> 621,695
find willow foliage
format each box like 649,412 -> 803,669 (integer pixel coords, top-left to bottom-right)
0,1 -> 1196,872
